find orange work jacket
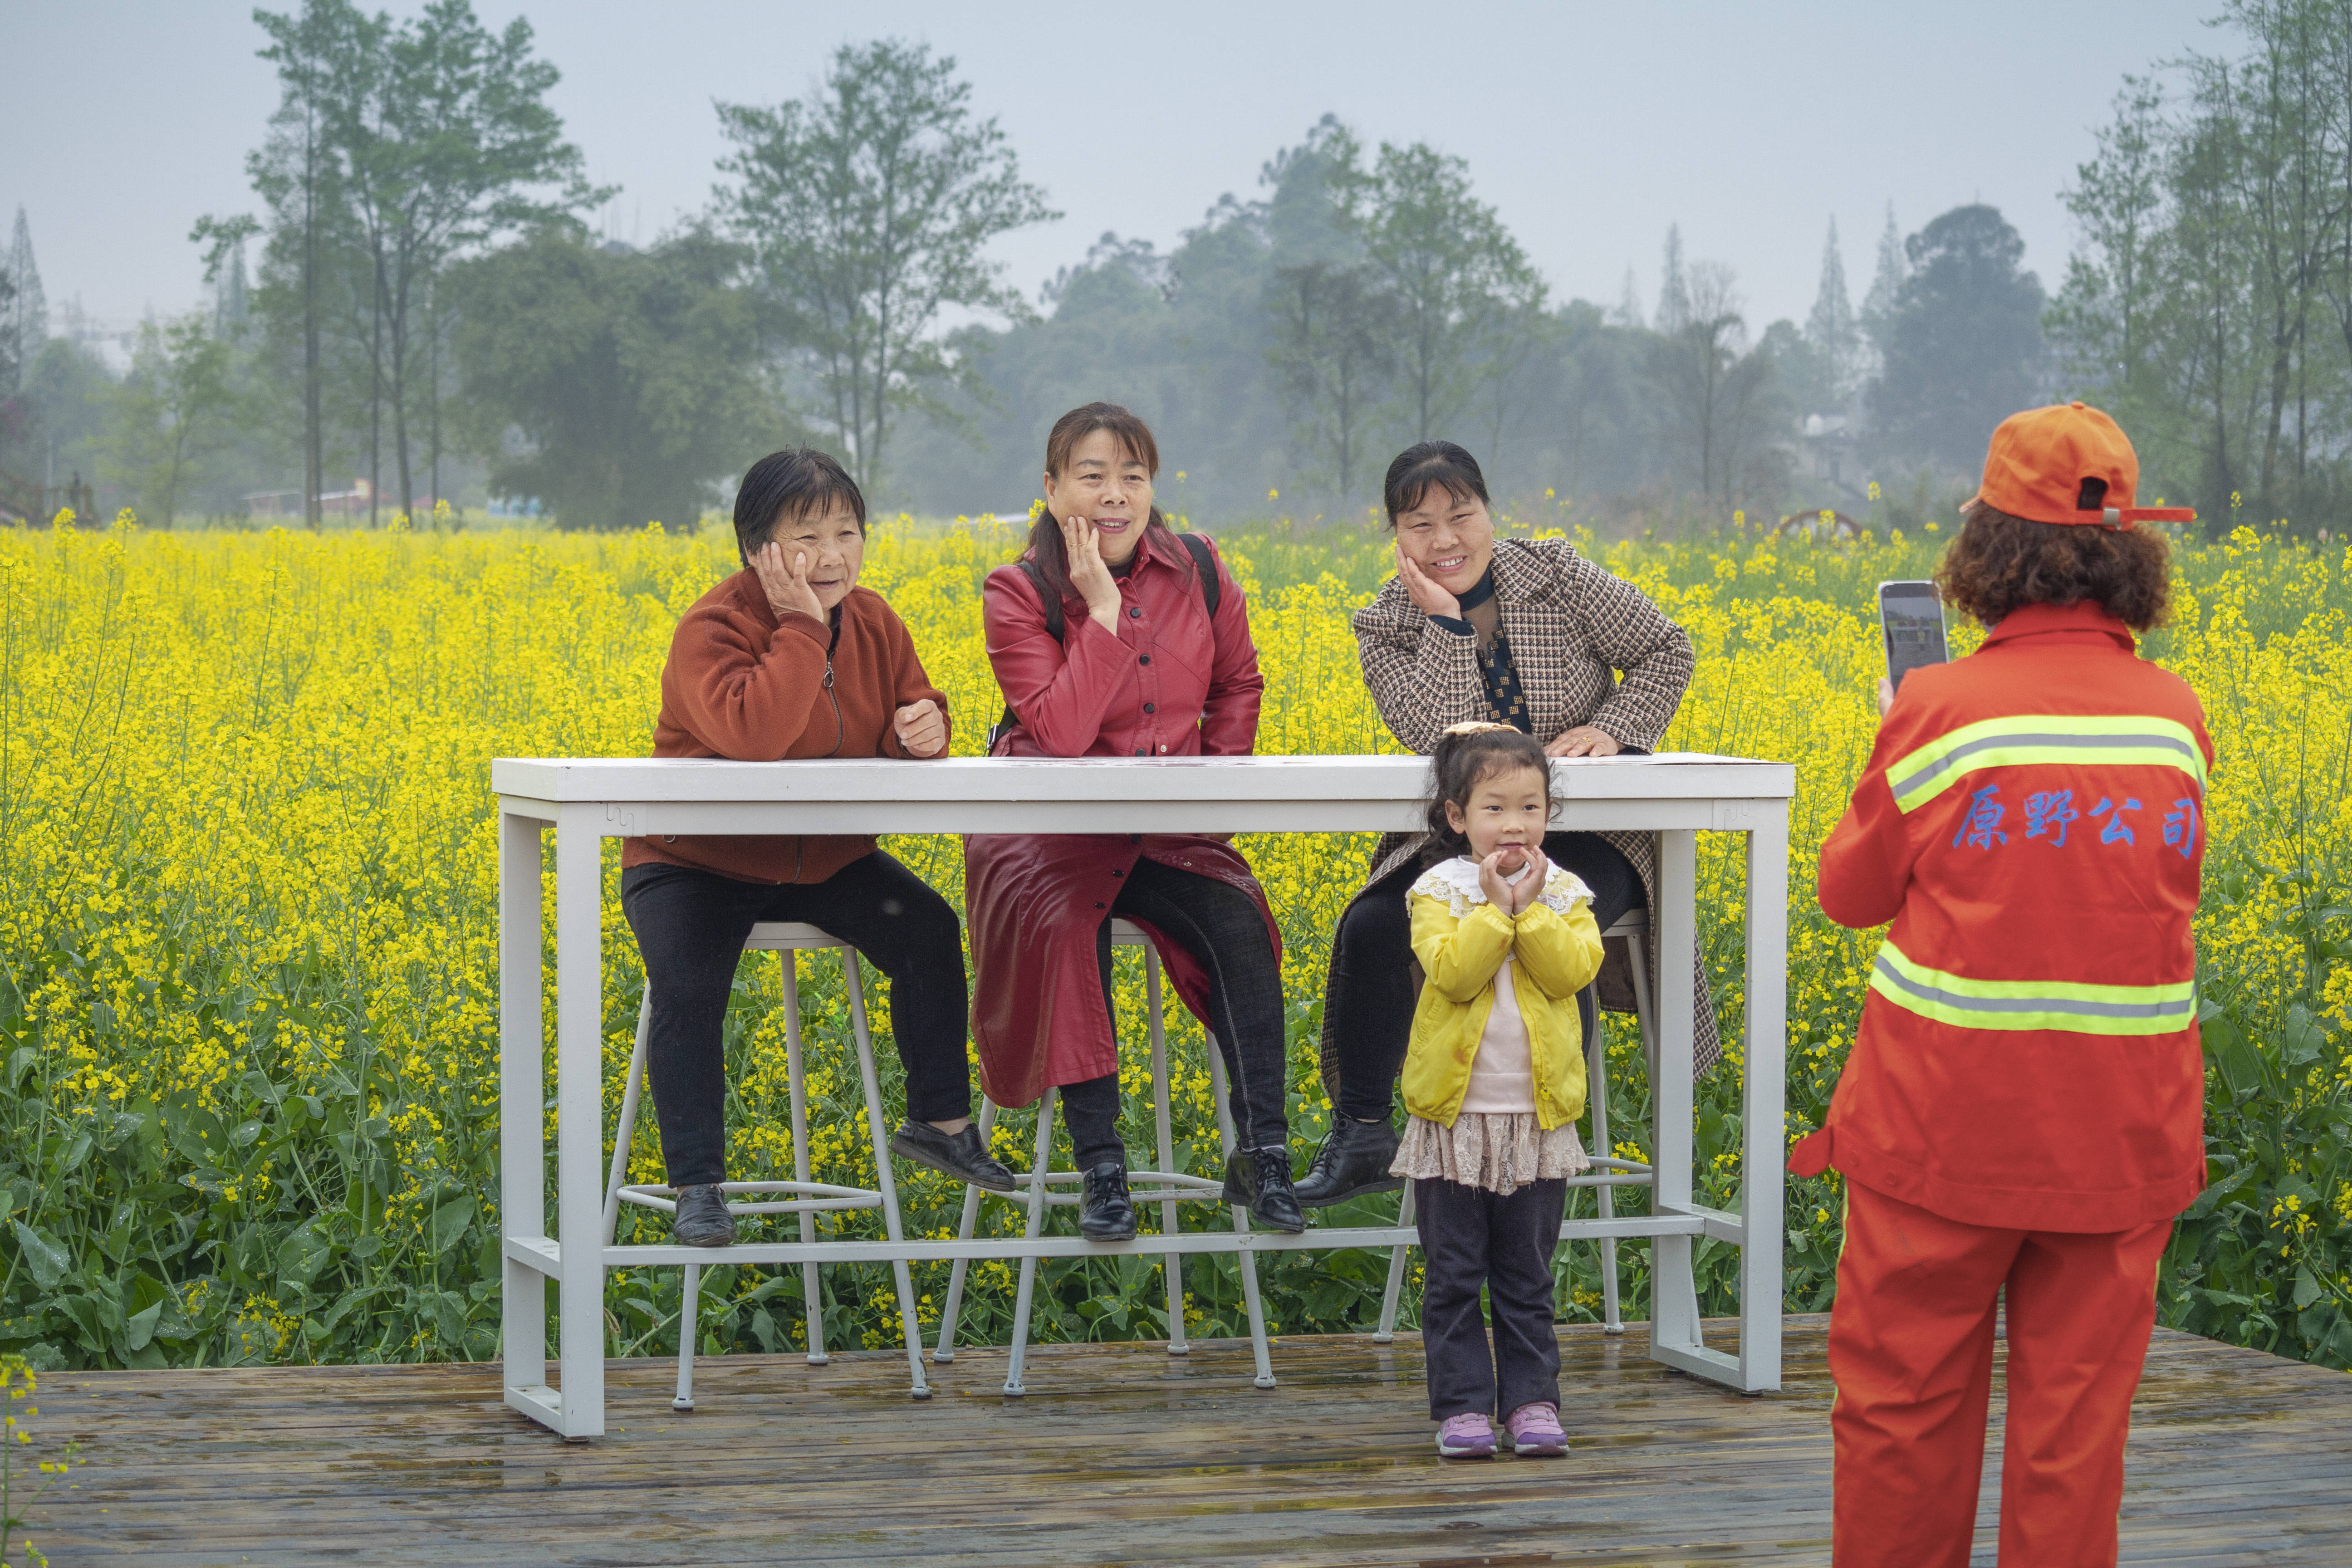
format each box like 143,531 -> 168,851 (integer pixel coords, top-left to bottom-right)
1790,600 -> 2214,1232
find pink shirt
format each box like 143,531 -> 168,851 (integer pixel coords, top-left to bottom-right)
1459,956 -> 1538,1114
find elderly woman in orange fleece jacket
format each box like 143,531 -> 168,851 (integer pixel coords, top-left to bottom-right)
619,448 -> 1012,1248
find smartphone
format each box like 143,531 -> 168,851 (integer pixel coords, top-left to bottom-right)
1878,580 -> 1948,692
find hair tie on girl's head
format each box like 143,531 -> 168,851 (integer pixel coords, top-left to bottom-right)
1441,720 -> 1516,738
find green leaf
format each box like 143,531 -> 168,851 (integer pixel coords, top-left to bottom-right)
427,1195 -> 478,1254
2202,1012 -> 2264,1097
10,1220 -> 70,1290
2282,1005 -> 2326,1068
277,1225 -> 335,1289
2292,1266 -> 2324,1309
124,1298 -> 164,1352
4,1046 -> 35,1088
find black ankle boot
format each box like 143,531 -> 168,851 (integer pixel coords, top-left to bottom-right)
1221,1145 -> 1306,1234
1078,1161 -> 1136,1241
671,1183 -> 737,1248
1291,1117 -> 1403,1207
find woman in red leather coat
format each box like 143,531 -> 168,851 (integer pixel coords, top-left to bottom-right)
965,403 -> 1303,1240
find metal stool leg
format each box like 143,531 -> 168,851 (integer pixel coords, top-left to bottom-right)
1003,1088 -> 1057,1397
1143,948 -> 1189,1356
1205,1035 -> 1276,1390
780,956 -> 828,1365
931,1095 -> 997,1363
841,951 -> 931,1398
674,1260 -> 700,1411
603,990 -> 653,1247
1374,1181 -> 1417,1343
1590,993 -> 1624,1335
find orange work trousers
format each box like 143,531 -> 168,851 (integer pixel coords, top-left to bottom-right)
1828,1180 -> 2172,1568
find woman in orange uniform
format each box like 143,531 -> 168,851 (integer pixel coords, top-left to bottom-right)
1792,402 -> 2210,1567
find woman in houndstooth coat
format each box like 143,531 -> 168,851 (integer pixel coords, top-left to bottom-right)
1294,441 -> 1720,1207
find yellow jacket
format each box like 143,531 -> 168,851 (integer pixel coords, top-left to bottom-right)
1402,859 -> 1606,1131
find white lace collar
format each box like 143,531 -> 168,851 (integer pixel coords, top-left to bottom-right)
1410,856 -> 1593,919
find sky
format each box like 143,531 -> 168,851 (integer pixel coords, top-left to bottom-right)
6,0 -> 2229,345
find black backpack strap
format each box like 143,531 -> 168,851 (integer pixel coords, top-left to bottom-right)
1179,532 -> 1221,621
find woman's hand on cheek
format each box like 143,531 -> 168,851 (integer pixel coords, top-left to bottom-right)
1061,510 -> 1122,632
1395,543 -> 1462,620
754,542 -> 825,623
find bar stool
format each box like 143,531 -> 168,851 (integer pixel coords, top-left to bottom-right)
603,921 -> 930,1409
1374,908 -> 1666,1340
930,920 -> 1277,1395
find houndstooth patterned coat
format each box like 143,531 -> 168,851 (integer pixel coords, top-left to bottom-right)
1318,536 -> 1721,1101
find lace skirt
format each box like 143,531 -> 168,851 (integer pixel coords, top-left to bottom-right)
1389,1111 -> 1590,1196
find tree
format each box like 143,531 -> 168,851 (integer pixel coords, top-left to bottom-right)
239,0 -> 370,529
108,312 -> 237,528
1335,136 -> 1545,442
715,39 -> 1055,493
1651,262 -> 1784,502
2051,81 -> 2169,415
333,0 -> 602,521
1803,216 -> 1859,407
1655,224 -> 1691,334
446,227 -> 777,531
1868,205 -> 2045,472
1266,260 -> 1396,499
5,209 -> 46,391
1858,202 -> 1907,383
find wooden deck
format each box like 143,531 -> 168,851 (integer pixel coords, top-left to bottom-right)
24,1317 -> 2352,1567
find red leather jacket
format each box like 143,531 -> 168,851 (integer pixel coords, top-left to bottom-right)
964,528 -> 1281,1105
983,527 -> 1263,758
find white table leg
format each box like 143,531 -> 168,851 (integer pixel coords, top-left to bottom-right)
1647,829 -> 1705,1371
500,808 -> 553,1426
1740,807 -> 1788,1392
554,809 -> 606,1439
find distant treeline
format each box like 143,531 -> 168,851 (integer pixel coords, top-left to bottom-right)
3,0 -> 2347,537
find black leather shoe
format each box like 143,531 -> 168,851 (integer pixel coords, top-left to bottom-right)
1222,1145 -> 1306,1234
671,1183 -> 738,1248
1078,1161 -> 1137,1241
1291,1117 -> 1403,1207
891,1120 -> 1017,1192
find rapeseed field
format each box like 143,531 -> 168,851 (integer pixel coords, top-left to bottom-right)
1,511 -> 2346,1373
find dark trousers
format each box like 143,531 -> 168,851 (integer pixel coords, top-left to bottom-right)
1416,1176 -> 1568,1421
1330,831 -> 1640,1123
620,855 -> 972,1187
1060,857 -> 1289,1172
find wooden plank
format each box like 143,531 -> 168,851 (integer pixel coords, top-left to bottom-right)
21,1322 -> 2351,1567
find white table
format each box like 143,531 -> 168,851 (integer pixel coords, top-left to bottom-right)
494,753 -> 1794,1439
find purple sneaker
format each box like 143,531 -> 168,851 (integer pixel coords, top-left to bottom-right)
1505,1401 -> 1567,1456
1436,1412 -> 1496,1458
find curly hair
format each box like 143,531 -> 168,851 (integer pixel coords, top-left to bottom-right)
1934,500 -> 2173,631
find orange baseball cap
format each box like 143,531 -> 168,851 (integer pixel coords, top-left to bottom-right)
1969,401 -> 2196,529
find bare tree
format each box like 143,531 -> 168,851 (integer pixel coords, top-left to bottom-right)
1652,262 -> 1780,502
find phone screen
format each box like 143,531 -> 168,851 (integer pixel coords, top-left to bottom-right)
1880,582 -> 1947,691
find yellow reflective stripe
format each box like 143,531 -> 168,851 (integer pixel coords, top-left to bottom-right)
1886,714 -> 2205,813
1868,941 -> 2195,1036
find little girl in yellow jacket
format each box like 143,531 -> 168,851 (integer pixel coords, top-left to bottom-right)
1390,723 -> 1605,1460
